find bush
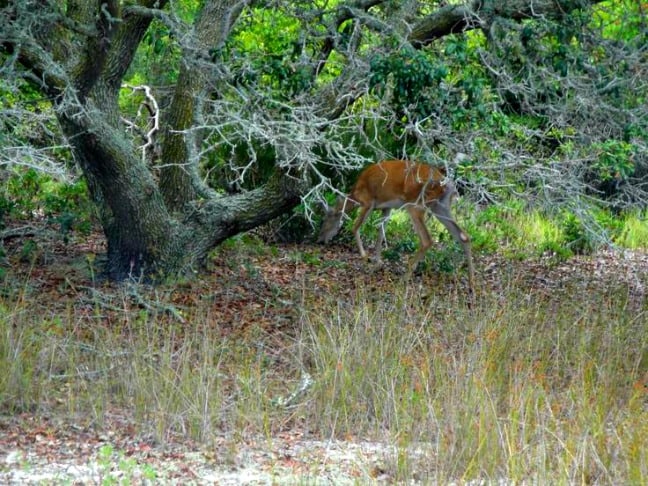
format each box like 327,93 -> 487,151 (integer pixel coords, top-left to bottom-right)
1,168 -> 93,238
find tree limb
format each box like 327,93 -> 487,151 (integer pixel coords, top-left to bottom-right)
408,0 -> 608,47
159,0 -> 248,211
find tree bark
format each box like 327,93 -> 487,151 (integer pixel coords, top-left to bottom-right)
159,1 -> 246,212
57,106 -> 179,280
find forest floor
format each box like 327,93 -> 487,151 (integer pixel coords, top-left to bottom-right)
0,220 -> 647,484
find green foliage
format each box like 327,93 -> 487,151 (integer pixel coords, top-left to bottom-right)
590,139 -> 636,182
421,247 -> 460,274
455,154 -> 498,195
442,34 -> 495,130
227,9 -> 313,97
0,80 -> 55,142
465,202 -> 646,258
560,212 -> 595,254
469,204 -> 521,254
96,444 -> 158,484
369,47 -> 448,120
382,239 -> 416,262
125,20 -> 182,91
122,0 -> 647,213
517,212 -> 570,259
617,210 -> 648,249
593,0 -> 647,42
205,138 -> 278,192
368,33 -> 496,132
1,169 -> 94,238
593,206 -> 625,239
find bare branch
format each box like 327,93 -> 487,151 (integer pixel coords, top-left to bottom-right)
121,84 -> 160,164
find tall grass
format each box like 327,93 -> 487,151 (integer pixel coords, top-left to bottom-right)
1,267 -> 647,483
0,293 -> 293,443
617,210 -> 648,249
297,277 -> 648,483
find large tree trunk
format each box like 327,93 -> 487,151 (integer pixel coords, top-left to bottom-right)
57,95 -> 305,279
58,109 -> 180,280
37,0 -> 303,280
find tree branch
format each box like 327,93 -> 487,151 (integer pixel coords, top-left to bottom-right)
101,0 -> 170,94
159,1 -> 248,211
314,0 -> 386,76
408,0 -> 608,47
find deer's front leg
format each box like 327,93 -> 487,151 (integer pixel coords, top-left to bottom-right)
352,206 -> 373,259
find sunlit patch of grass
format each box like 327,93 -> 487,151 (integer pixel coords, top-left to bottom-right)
617,210 -> 648,249
324,202 -> 646,265
517,212 -> 563,249
515,211 -> 575,259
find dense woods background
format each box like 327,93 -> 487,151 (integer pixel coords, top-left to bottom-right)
1,0 -> 646,280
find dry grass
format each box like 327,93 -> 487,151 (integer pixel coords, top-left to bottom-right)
1,248 -> 647,483
298,278 -> 647,483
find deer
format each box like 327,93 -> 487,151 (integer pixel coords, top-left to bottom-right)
317,159 -> 475,290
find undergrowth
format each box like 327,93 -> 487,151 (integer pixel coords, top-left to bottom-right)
352,202 -> 647,269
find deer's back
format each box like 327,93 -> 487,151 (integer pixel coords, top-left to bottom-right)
351,160 -> 446,207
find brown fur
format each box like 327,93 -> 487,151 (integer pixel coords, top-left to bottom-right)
318,160 -> 474,290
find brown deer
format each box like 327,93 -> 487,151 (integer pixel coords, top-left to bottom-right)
318,159 -> 474,289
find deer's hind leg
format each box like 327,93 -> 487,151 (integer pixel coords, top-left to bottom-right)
374,208 -> 392,261
406,206 -> 432,271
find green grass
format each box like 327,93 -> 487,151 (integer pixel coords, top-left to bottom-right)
317,202 -> 646,274
617,210 -> 648,249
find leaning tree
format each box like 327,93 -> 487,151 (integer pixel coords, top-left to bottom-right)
2,0 -> 640,280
